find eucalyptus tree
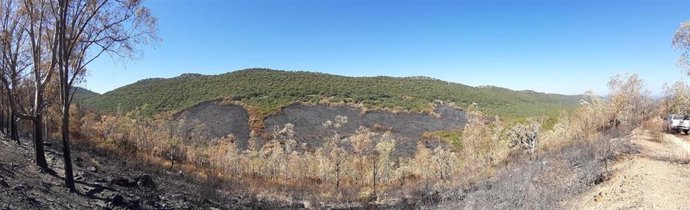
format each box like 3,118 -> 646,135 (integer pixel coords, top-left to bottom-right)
0,0 -> 57,168
53,0 -> 157,191
674,21 -> 690,74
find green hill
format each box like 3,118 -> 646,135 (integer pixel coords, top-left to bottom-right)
82,68 -> 580,119
72,87 -> 100,104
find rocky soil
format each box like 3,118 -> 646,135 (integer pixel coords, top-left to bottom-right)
0,136 -> 299,210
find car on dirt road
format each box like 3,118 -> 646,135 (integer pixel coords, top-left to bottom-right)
664,114 -> 690,134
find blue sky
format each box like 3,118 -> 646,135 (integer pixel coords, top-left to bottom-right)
86,0 -> 690,95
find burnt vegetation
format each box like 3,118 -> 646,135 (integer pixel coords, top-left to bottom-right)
1,0 -> 688,209
1,60 -> 663,209
4,72 -> 654,208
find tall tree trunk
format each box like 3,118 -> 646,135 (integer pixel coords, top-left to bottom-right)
31,87 -> 49,169
9,109 -> 18,144
44,117 -> 48,141
33,115 -> 48,169
61,99 -> 75,191
58,0 -> 75,192
0,106 -> 5,135
4,109 -> 8,135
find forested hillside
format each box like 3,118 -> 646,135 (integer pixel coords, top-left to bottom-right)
83,68 -> 580,118
71,87 -> 100,104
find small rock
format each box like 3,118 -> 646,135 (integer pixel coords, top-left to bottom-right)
95,200 -> 109,208
111,194 -> 126,207
0,178 -> 8,188
95,178 -> 111,184
136,174 -> 157,189
112,177 -> 137,187
87,166 -> 97,172
74,171 -> 85,181
12,184 -> 26,191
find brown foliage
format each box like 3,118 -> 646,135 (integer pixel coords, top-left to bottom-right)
67,74 -> 658,205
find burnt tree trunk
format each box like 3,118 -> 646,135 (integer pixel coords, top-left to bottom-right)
44,117 -> 48,141
57,0 -> 75,192
33,115 -> 48,169
60,102 -> 74,191
29,86 -> 49,169
0,105 -> 5,134
9,109 -> 18,144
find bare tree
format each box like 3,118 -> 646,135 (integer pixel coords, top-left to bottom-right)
607,74 -> 652,130
323,115 -> 348,194
0,0 -> 55,169
507,121 -> 540,160
0,85 -> 19,143
662,81 -> 690,115
52,0 -> 157,191
673,21 -> 690,74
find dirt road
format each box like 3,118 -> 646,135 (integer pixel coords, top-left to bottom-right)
570,130 -> 690,209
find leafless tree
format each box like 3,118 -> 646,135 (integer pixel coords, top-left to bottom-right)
507,121 -> 540,160
673,21 -> 690,74
0,0 -> 55,169
52,0 -> 157,191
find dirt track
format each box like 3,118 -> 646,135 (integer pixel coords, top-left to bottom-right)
570,130 -> 690,209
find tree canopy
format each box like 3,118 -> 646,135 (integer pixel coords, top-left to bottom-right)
83,68 -> 581,119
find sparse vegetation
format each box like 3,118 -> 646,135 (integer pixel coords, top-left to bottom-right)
44,73 -> 650,207
662,81 -> 690,115
0,0 -> 685,208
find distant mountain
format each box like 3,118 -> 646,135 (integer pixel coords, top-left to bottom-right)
71,87 -> 100,104
82,68 -> 581,118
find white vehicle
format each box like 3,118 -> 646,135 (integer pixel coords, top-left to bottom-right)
664,114 -> 690,134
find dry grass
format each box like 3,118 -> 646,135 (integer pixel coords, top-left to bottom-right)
56,74 -> 660,207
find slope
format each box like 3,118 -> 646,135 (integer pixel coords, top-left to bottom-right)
83,68 -> 581,119
0,136 -> 300,209
71,87 -> 100,105
570,130 -> 690,209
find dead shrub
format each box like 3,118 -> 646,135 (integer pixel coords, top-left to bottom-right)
67,74 -> 659,207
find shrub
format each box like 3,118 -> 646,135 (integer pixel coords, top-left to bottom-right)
662,81 -> 690,115
507,120 -> 540,160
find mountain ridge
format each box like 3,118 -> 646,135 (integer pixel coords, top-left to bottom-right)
82,68 -> 581,118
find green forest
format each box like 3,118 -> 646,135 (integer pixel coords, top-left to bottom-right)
82,68 -> 581,118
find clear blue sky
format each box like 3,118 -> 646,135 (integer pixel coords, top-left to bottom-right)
86,0 -> 690,95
